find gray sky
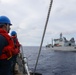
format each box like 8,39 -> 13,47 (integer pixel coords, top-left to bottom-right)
0,0 -> 76,46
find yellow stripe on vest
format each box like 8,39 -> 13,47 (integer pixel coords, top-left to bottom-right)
7,56 -> 12,60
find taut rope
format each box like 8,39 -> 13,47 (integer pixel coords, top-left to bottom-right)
33,0 -> 53,75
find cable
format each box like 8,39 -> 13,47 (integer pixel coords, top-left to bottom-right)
33,0 -> 53,75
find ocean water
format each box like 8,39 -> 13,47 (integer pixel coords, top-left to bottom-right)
22,46 -> 76,75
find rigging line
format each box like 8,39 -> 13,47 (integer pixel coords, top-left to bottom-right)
33,0 -> 53,75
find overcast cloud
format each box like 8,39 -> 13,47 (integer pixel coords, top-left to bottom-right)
0,0 -> 76,46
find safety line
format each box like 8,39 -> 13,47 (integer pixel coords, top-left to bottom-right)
33,0 -> 53,75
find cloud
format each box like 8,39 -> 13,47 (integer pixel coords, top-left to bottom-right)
0,0 -> 76,46
0,0 -> 18,4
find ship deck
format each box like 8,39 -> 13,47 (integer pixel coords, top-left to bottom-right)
14,55 -> 42,75
50,46 -> 76,51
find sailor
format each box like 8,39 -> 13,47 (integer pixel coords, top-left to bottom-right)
0,16 -> 15,75
11,31 -> 20,53
11,31 -> 21,74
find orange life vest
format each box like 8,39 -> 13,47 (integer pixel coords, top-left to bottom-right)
0,28 -> 15,60
11,36 -> 20,54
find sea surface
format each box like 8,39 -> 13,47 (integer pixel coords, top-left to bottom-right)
22,46 -> 76,75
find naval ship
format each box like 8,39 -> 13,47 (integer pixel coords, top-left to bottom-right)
46,33 -> 76,51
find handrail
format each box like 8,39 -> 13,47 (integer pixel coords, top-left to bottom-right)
20,45 -> 30,75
